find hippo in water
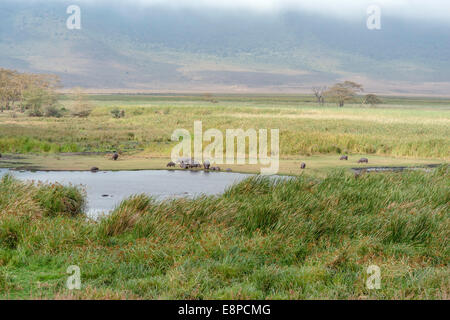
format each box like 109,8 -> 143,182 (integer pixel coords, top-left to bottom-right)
167,161 -> 176,167
358,158 -> 369,164
340,155 -> 348,161
112,151 -> 119,161
300,162 -> 306,169
226,168 -> 232,172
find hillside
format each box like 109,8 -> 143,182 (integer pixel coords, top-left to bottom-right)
1,0 -> 450,94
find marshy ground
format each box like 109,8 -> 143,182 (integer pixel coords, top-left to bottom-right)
0,94 -> 448,175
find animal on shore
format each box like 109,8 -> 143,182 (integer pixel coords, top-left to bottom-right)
226,168 -> 232,172
203,160 -> 211,170
358,158 -> 369,164
181,163 -> 189,169
340,155 -> 348,161
179,158 -> 201,169
112,151 -> 119,161
90,167 -> 99,172
167,161 -> 176,167
0,153 -> 2,158
300,162 -> 306,169
210,166 -> 221,171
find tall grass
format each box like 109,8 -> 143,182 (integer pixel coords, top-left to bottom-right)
0,174 -> 85,218
0,167 -> 448,299
0,96 -> 448,159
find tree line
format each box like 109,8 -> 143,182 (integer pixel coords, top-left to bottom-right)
0,68 -> 62,116
0,68 -> 93,117
312,81 -> 382,107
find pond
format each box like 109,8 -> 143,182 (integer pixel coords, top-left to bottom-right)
0,169 -> 253,217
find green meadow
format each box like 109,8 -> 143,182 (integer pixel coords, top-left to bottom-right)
0,95 -> 448,163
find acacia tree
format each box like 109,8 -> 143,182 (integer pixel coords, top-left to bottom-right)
70,87 -> 92,118
312,86 -> 327,105
0,68 -> 21,112
363,94 -> 383,106
22,74 -> 61,116
0,68 -> 61,114
325,81 -> 364,107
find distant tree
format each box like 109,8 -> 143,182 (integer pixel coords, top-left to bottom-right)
0,68 -> 21,112
0,69 -> 62,115
70,87 -> 92,117
325,81 -> 364,107
363,94 -> 383,106
312,86 -> 327,105
203,93 -> 218,103
23,86 -> 58,117
26,73 -> 61,116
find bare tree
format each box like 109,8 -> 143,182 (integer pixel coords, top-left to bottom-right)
70,87 -> 93,118
312,86 -> 327,105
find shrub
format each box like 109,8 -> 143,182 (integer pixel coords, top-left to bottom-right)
110,108 -> 125,119
44,105 -> 63,118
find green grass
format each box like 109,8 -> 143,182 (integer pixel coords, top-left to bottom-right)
0,166 -> 448,299
0,94 -> 448,159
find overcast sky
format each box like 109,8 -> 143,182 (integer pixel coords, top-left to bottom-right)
74,0 -> 450,22
12,0 -> 450,24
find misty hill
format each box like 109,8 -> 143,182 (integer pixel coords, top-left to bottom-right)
1,0 -> 449,95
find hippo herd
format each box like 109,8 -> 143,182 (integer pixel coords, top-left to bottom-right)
91,152 -> 369,173
300,156 -> 369,169
166,158 -> 231,172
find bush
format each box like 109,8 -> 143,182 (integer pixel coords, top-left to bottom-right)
27,108 -> 43,117
110,108 -> 125,119
44,105 -> 63,118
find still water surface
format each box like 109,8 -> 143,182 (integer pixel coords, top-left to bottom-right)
0,169 -> 253,216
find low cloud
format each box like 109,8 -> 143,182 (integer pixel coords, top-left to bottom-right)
13,0 -> 450,24
106,0 -> 450,22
